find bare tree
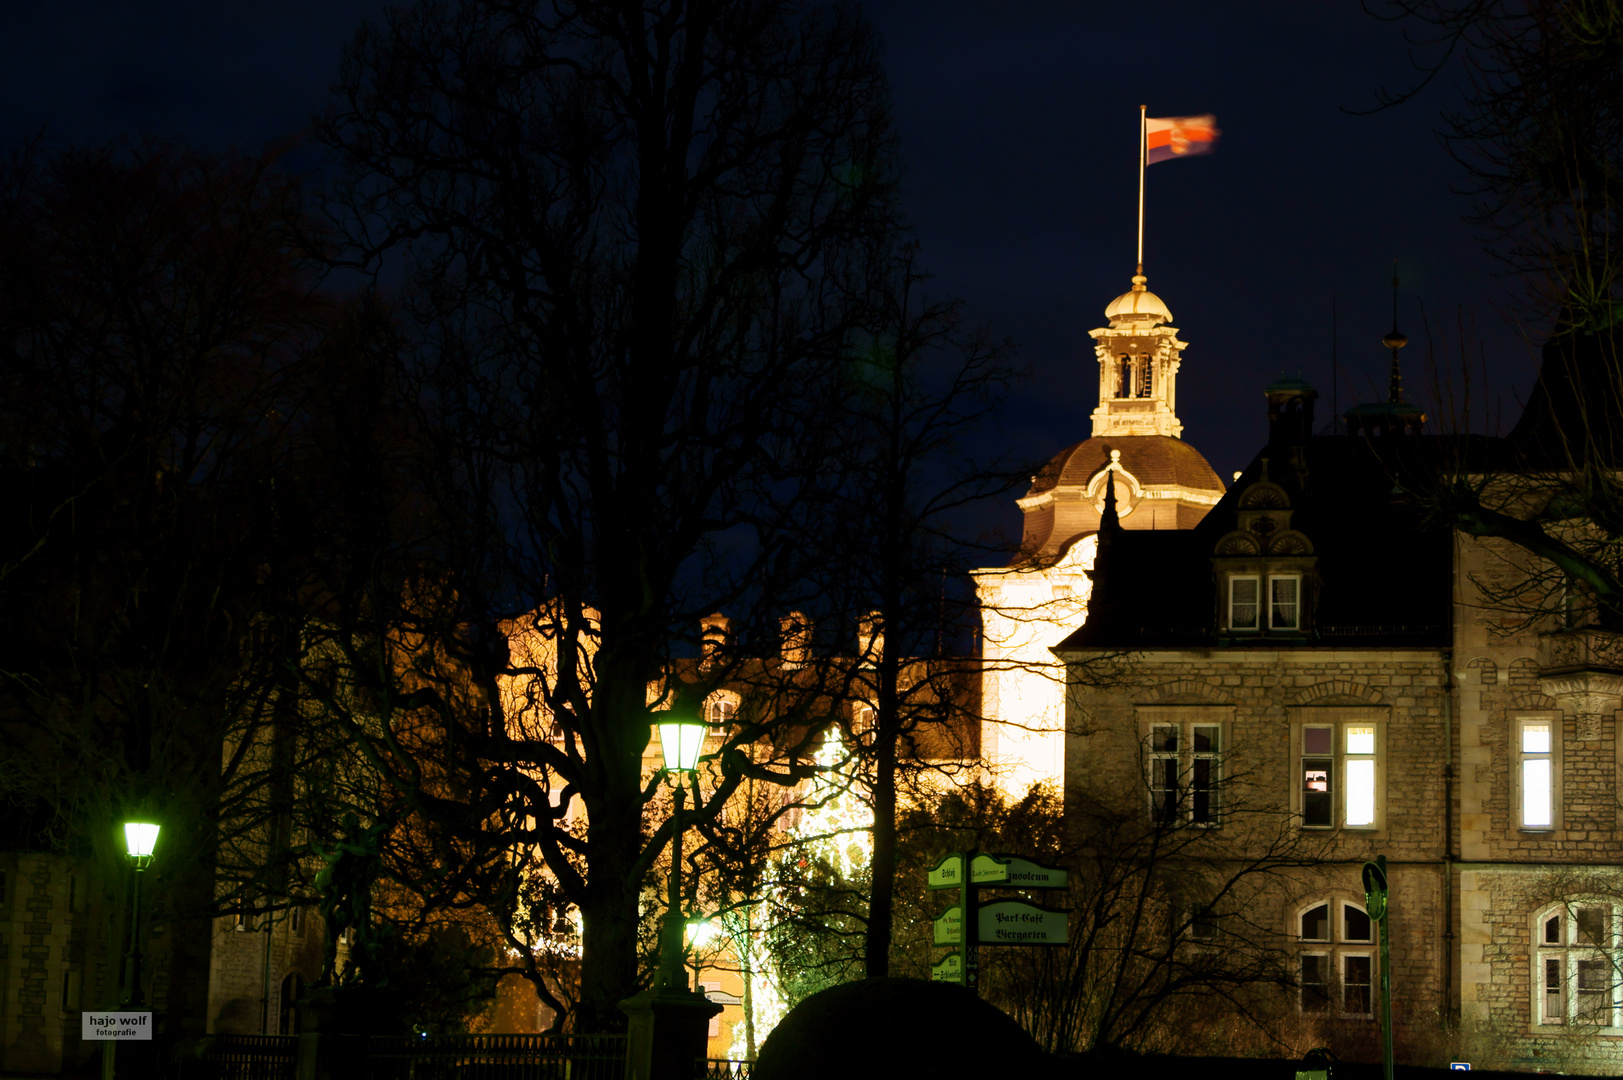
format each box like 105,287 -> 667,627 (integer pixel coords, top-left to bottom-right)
314,0 -> 903,1030
0,139 -> 342,1036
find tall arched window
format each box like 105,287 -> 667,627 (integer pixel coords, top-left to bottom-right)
1295,899 -> 1374,1017
1117,356 -> 1133,399
1535,901 -> 1623,1027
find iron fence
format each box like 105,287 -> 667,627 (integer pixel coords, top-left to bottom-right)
367,1033 -> 627,1080
697,1059 -> 752,1080
172,1034 -> 298,1080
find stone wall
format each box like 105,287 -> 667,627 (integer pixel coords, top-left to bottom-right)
0,853 -> 108,1075
206,907 -> 326,1035
1066,648 -> 1454,1060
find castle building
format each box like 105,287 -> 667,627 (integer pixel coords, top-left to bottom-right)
1055,325 -> 1623,1072
974,271 -> 1225,797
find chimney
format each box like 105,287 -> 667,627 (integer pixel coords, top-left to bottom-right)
858,611 -> 884,668
700,613 -> 731,668
780,612 -> 812,669
1265,374 -> 1318,447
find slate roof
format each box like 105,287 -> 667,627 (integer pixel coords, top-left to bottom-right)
1054,434 -> 1490,652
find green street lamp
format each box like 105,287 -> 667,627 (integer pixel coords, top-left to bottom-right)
122,822 -> 160,1008
655,713 -> 707,990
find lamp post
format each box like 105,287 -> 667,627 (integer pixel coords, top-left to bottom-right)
122,823 -> 160,1008
619,714 -> 721,1080
655,713 -> 707,990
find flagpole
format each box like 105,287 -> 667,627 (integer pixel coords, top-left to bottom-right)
1137,104 -> 1147,275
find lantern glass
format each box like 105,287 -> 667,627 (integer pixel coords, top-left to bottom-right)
657,718 -> 707,772
124,822 -> 161,859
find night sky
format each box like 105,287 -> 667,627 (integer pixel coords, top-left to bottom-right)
0,1 -> 1537,491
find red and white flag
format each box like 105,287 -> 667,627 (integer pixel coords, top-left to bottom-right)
1145,115 -> 1219,165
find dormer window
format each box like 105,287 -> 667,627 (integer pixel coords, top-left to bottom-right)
1270,575 -> 1301,630
1229,576 -> 1260,631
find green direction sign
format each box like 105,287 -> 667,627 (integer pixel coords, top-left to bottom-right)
971,854 -> 1069,889
932,905 -> 962,945
930,952 -> 962,983
977,899 -> 1069,945
926,853 -> 964,890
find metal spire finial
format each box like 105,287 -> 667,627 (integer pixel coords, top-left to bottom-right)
1382,265 -> 1408,404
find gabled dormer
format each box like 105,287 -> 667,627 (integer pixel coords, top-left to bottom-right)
1212,469 -> 1318,638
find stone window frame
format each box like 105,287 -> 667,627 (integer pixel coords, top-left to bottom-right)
1294,897 -> 1376,1018
1137,706 -> 1234,829
1533,900 -> 1623,1029
1288,707 -> 1389,833
1513,711 -> 1563,833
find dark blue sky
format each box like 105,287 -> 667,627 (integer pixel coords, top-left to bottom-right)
1,1 -> 1532,487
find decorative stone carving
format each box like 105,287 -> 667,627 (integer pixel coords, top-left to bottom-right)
1239,483 -> 1288,510
1267,531 -> 1314,556
1214,533 -> 1262,556
1538,630 -> 1623,742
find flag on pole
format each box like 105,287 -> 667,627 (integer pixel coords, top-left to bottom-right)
1145,115 -> 1219,165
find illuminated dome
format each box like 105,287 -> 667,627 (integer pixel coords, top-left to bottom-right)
1030,436 -> 1224,500
1016,435 -> 1225,557
1103,273 -> 1172,325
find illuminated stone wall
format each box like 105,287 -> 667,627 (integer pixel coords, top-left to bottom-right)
973,537 -> 1095,800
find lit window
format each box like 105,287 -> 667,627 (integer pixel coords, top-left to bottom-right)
1230,576 -> 1260,632
1270,575 -> 1300,630
1346,726 -> 1376,827
1299,721 -> 1380,830
1520,720 -> 1554,829
1302,726 -> 1334,828
706,695 -> 737,726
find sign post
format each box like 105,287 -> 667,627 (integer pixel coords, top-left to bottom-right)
928,849 -> 1069,995
1362,856 -> 1393,1080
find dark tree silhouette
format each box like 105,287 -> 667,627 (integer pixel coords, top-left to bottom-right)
315,0 -> 903,1030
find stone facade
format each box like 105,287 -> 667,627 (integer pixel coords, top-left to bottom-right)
1067,652 -> 1454,1040
1058,491 -> 1623,1072
205,907 -> 327,1035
